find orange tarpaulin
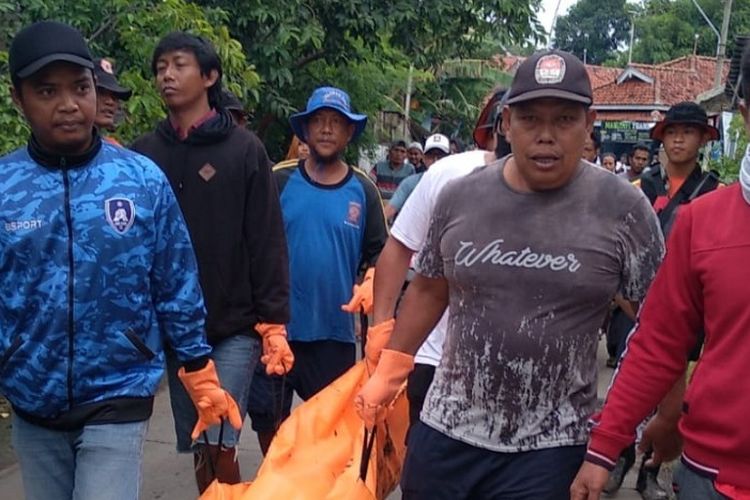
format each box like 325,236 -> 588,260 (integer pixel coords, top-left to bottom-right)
200,361 -> 409,500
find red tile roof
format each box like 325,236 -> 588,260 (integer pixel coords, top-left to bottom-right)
494,55 -> 618,89
586,65 -> 620,90
494,54 -> 728,114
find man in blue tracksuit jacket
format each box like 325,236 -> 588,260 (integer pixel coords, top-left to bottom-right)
0,21 -> 241,500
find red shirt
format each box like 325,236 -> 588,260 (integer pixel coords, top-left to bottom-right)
587,183 -> 750,488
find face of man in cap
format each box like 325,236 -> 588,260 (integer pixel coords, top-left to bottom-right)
305,108 -> 355,162
95,89 -> 121,130
502,97 -> 595,191
661,123 -> 709,167
407,146 -> 422,167
13,61 -> 97,155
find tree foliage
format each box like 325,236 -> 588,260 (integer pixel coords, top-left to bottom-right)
195,0 -> 543,156
0,0 -> 259,153
630,0 -> 728,64
556,0 -> 750,66
553,0 -> 635,65
0,0 -> 541,158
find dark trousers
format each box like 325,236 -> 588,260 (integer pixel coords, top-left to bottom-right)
401,422 -> 585,500
248,340 -> 355,432
406,363 -> 436,427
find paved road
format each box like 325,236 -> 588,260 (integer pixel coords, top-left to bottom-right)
0,339 -> 665,499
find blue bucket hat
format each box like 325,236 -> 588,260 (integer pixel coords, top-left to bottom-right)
289,86 -> 367,142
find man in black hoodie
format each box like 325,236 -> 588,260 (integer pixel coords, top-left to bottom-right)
131,32 -> 292,493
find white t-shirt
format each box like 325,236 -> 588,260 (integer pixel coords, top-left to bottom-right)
390,150 -> 488,366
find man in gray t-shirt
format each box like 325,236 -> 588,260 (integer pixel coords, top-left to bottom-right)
417,158 -> 661,451
356,49 -> 665,499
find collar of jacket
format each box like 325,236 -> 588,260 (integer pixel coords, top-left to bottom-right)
27,130 -> 103,169
156,108 -> 235,146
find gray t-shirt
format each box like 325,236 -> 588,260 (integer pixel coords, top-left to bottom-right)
416,158 -> 664,452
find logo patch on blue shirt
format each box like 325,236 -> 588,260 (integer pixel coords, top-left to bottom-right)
105,198 -> 135,234
345,201 -> 362,228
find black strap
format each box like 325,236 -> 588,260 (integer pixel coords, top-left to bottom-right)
272,366 -> 289,433
657,170 -> 719,233
649,166 -> 667,196
359,427 -> 377,482
360,306 -> 369,360
201,419 -> 225,478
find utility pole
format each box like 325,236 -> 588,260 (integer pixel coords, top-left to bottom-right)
715,0 -> 733,87
628,19 -> 635,65
548,0 -> 564,47
403,64 -> 414,140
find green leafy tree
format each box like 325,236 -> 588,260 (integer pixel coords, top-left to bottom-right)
194,0 -> 543,155
623,0 -> 750,65
629,0 -> 721,64
553,0 -> 636,65
709,112 -> 747,182
0,0 -> 542,158
0,0 -> 259,153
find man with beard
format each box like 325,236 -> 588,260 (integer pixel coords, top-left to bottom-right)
249,86 -> 388,454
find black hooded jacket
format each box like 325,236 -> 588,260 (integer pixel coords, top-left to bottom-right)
132,110 -> 289,343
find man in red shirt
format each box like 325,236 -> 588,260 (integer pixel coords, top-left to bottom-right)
571,46 -> 750,500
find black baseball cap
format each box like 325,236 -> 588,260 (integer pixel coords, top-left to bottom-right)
93,58 -> 132,100
506,49 -> 593,106
649,102 -> 719,141
9,21 -> 94,81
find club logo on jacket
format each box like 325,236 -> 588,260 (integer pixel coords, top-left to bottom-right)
105,198 -> 135,234
345,201 -> 362,228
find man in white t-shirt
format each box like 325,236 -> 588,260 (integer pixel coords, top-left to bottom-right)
367,89 -> 510,426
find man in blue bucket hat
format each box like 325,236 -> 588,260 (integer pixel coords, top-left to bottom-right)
248,86 -> 388,453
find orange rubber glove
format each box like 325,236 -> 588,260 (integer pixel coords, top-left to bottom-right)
364,319 -> 395,371
255,323 -> 294,376
178,359 -> 243,440
355,349 -> 414,429
341,267 -> 375,315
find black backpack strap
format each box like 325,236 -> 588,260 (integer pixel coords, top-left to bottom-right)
658,170 -> 719,235
688,170 -> 720,200
650,166 -> 667,196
